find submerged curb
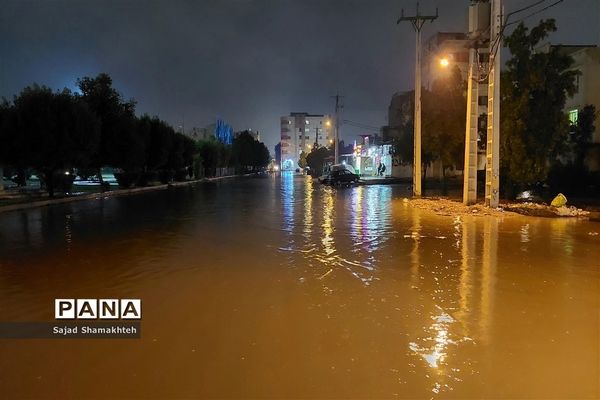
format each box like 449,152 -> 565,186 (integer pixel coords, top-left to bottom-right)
0,174 -> 243,214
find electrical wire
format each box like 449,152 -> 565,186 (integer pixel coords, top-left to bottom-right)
342,119 -> 381,130
479,0 -> 565,79
505,0 -> 565,26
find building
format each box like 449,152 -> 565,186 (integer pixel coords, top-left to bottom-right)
280,112 -> 333,170
424,32 -> 470,87
188,124 -> 215,141
381,30 -> 491,179
537,44 -> 600,170
424,31 -> 489,115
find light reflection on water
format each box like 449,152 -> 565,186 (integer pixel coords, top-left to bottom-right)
0,174 -> 598,399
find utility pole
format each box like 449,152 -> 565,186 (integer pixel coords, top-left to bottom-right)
332,94 -> 344,164
463,0 -> 491,205
485,0 -> 502,208
463,48 -> 479,205
398,3 -> 438,198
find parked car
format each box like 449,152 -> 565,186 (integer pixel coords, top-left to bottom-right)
322,169 -> 359,186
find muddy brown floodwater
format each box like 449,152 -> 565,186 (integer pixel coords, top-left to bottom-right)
0,173 -> 598,398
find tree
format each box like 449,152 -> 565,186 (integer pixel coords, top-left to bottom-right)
10,85 -> 100,196
298,151 -> 308,169
197,139 -> 221,177
231,131 -> 269,171
500,19 -> 578,193
77,73 -> 141,174
306,147 -> 332,176
393,120 -> 414,166
423,65 -> 466,182
139,115 -> 173,172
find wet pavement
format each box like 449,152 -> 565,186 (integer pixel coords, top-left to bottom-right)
0,173 -> 598,398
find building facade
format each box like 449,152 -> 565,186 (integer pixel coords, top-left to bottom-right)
280,112 -> 333,170
538,44 -> 600,170
424,31 -> 489,116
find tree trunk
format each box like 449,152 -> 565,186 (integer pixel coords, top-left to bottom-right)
442,167 -> 448,196
45,170 -> 55,198
97,167 -> 104,183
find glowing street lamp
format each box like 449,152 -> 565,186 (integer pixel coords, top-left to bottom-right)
439,57 -> 450,68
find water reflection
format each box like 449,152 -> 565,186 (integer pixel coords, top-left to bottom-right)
408,215 -> 502,396
321,187 -> 335,257
303,174 -> 313,241
480,217 -> 498,344
457,217 -> 475,335
409,210 -> 421,288
281,171 -> 295,234
0,176 -> 598,399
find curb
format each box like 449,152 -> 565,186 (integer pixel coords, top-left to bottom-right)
0,174 -> 243,214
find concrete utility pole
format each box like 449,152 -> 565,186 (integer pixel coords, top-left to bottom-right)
463,48 -> 479,205
398,3 -> 438,198
463,0 -> 490,205
332,94 -> 344,164
485,0 -> 502,208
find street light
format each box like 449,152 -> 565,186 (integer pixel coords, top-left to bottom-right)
439,57 -> 450,68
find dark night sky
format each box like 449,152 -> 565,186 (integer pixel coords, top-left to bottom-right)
1,0 -> 598,151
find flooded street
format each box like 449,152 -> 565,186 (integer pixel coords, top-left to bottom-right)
0,173 -> 598,398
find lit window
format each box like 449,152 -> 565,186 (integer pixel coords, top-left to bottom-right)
569,109 -> 578,125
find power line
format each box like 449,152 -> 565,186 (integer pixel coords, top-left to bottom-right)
505,0 -> 565,26
505,0 -> 548,19
342,119 -> 381,130
480,0 -> 565,80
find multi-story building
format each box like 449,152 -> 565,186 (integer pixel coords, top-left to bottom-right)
280,112 -> 333,170
544,44 -> 600,170
424,31 -> 490,114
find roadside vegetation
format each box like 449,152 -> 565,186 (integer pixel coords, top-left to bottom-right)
0,73 -> 270,197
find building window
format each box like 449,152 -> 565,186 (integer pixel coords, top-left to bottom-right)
569,109 -> 578,125
306,120 -> 310,124
478,96 -> 488,106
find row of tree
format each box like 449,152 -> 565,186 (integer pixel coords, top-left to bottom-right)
391,19 -> 597,197
0,73 -> 270,196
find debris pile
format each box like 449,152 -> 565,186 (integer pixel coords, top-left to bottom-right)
404,195 -> 590,219
504,202 -> 590,218
404,198 -> 508,217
